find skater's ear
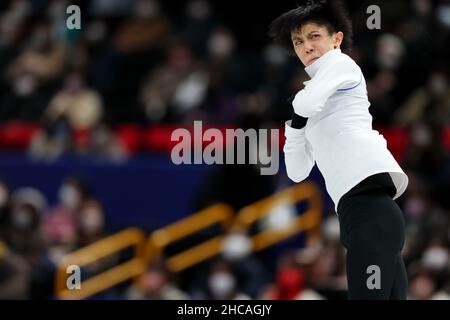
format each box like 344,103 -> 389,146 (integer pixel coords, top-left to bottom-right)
332,31 -> 344,49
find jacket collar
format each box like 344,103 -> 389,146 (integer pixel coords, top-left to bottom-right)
304,48 -> 342,78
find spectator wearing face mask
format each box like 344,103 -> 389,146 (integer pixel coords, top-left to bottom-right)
220,225 -> 271,298
364,33 -> 406,125
139,41 -> 209,123
76,199 -> 106,248
43,176 -> 92,260
189,258 -> 250,300
421,245 -> 449,272
125,261 -> 189,300
1,187 -> 47,267
207,260 -> 250,300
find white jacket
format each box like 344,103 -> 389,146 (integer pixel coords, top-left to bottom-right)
284,48 -> 408,212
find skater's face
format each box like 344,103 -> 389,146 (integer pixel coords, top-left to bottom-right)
291,22 -> 343,67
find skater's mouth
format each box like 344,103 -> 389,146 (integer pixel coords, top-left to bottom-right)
308,57 -> 319,64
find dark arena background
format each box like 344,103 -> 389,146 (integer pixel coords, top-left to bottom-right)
0,0 -> 449,302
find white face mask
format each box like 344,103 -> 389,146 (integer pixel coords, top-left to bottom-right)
80,209 -> 104,234
222,233 -> 252,261
208,272 -> 236,298
59,185 -> 81,210
377,34 -> 404,70
322,215 -> 340,241
13,74 -> 37,96
422,247 -> 449,270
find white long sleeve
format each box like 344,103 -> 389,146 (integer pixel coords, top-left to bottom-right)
283,120 -> 315,183
292,49 -> 362,118
283,49 -> 408,212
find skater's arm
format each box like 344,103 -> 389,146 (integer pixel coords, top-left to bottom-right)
292,57 -> 362,118
283,119 -> 315,183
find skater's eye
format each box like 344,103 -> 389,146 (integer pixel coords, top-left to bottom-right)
311,34 -> 320,39
294,39 -> 303,46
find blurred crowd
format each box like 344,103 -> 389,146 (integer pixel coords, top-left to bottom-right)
0,176 -> 108,299
0,0 -> 450,300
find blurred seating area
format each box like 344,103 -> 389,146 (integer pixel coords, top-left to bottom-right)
0,0 -> 450,157
0,0 -> 450,300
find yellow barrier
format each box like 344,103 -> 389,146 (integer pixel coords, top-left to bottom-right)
55,228 -> 146,300
146,203 -> 234,272
236,181 -> 322,251
54,183 -> 323,299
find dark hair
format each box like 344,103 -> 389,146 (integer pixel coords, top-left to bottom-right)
269,0 -> 353,55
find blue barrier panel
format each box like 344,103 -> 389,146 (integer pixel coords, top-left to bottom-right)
0,152 -> 333,232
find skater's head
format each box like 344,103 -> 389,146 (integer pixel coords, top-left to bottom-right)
269,0 -> 353,66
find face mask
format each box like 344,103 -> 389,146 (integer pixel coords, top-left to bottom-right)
322,216 -> 340,241
11,209 -> 34,230
262,202 -> 296,230
437,5 -> 450,28
172,72 -> 208,111
429,73 -> 448,97
264,44 -> 288,66
59,185 -> 81,210
222,233 -> 252,261
208,272 -> 235,298
422,247 -> 449,270
377,34 -> 404,70
13,75 -> 37,96
80,209 -> 104,233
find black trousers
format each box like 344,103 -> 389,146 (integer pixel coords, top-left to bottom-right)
337,173 -> 408,300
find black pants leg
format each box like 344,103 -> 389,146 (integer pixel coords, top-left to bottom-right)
338,188 -> 408,300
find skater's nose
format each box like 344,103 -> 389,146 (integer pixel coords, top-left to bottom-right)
304,41 -> 315,54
